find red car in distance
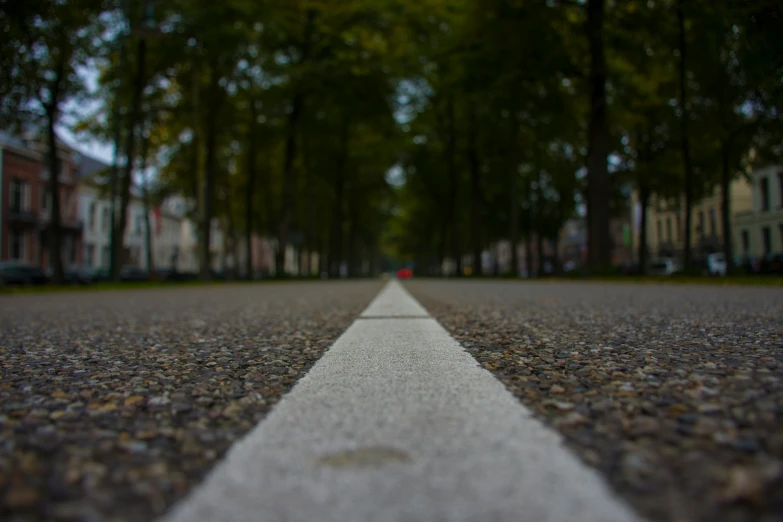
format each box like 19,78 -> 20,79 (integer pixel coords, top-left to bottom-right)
396,268 -> 413,279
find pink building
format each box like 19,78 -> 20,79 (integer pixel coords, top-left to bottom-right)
0,132 -> 82,269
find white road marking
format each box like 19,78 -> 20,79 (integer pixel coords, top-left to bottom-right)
359,279 -> 429,317
161,280 -> 642,522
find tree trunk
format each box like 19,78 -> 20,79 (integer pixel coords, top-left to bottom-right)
467,106 -> 482,276
226,207 -> 239,280
276,91 -> 304,277
329,189 -> 342,276
551,235 -> 562,275
329,118 -> 349,278
524,189 -> 534,277
586,0 -> 611,271
525,233 -> 534,278
437,219 -> 447,276
369,247 -> 377,277
304,135 -> 315,277
115,34 -> 147,281
45,107 -> 63,284
509,118 -> 520,277
536,231 -> 545,277
199,62 -> 221,281
445,95 -> 461,277
277,10 -> 316,276
347,200 -> 358,277
638,186 -> 650,274
140,129 -> 154,275
677,0 -> 694,270
720,144 -> 733,272
109,9 -> 129,279
190,63 -> 201,205
245,101 -> 258,280
261,155 -> 276,239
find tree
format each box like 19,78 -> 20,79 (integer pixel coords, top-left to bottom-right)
1,1 -> 104,283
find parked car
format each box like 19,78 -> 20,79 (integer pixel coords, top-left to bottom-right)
705,252 -> 727,276
120,266 -> 150,282
736,255 -> 762,274
396,268 -> 413,279
617,263 -> 642,275
759,253 -> 783,275
0,263 -> 50,286
155,269 -> 198,282
45,267 -> 92,285
647,257 -> 679,276
79,267 -> 111,283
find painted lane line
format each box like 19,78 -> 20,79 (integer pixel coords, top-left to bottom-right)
359,279 -> 429,317
161,281 -> 641,522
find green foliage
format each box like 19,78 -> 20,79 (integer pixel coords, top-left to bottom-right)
4,0 -> 780,277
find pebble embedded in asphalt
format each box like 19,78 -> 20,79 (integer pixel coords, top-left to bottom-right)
0,281 -> 382,522
404,280 -> 783,522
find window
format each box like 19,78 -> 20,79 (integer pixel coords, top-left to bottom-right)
657,220 -> 662,243
666,217 -> 672,242
130,246 -> 140,265
760,176 -> 770,211
675,215 -> 681,242
10,230 -> 26,261
741,230 -> 749,254
61,236 -> 76,265
698,211 -> 704,238
762,227 -> 771,256
709,208 -> 716,237
87,202 -> 96,231
135,213 -> 144,235
778,171 -> 783,209
102,246 -> 110,267
102,207 -> 110,234
10,178 -> 27,213
84,244 -> 94,267
41,186 -> 50,211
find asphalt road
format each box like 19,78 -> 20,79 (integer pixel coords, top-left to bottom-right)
404,279 -> 783,522
0,281 -> 383,522
1,279 -> 781,522
163,281 -> 639,522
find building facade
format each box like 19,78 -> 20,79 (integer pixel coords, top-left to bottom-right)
77,158 -> 152,270
170,197 -> 226,274
1,131 -> 231,274
234,234 -> 276,278
556,217 -> 634,271
1,132 -> 83,268
733,165 -> 783,258
635,177 -> 753,263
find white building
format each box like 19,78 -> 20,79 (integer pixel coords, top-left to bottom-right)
78,176 -> 149,270
734,165 -> 783,258
76,157 -> 226,273
165,195 -> 225,274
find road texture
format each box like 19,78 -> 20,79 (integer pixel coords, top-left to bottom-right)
0,281 -> 382,522
404,279 -> 783,522
162,281 -> 638,522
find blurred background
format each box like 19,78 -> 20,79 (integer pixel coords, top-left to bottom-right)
0,0 -> 781,284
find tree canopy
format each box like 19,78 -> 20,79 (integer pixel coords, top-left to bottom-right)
1,0 -> 780,278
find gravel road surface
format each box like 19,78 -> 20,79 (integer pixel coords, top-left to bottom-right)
0,281 -> 382,522
405,279 -> 783,522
